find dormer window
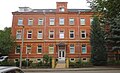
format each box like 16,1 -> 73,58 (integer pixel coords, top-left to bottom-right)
59,7 -> 65,12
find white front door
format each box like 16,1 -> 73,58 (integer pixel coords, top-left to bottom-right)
58,49 -> 65,61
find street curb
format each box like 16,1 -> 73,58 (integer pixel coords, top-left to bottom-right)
22,68 -> 120,72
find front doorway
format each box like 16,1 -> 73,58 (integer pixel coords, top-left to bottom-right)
58,49 -> 65,61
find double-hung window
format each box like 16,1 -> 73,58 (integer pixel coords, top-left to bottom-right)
16,31 -> 22,39
26,45 -> 31,54
15,45 -> 20,54
49,31 -> 54,39
27,31 -> 32,39
38,31 -> 42,39
49,46 -> 54,54
28,19 -> 33,25
59,31 -> 64,39
69,18 -> 74,25
70,44 -> 75,54
50,18 -> 55,25
82,44 -> 87,54
59,18 -> 64,25
18,18 -> 23,25
80,18 -> 85,25
37,45 -> 42,54
70,30 -> 74,39
90,18 -> 93,25
81,31 -> 86,39
38,19 -> 43,25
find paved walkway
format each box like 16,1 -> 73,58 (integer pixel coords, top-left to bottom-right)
22,66 -> 120,72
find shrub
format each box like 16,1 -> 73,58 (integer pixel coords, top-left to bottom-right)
0,60 -> 15,66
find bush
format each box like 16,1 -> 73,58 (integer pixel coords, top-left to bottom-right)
107,60 -> 120,66
22,60 -> 32,67
43,54 -> 52,68
0,60 -> 15,66
69,62 -> 81,68
30,63 -> 38,68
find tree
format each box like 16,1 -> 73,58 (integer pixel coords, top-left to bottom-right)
0,27 -> 15,55
90,16 -> 107,65
87,0 -> 120,61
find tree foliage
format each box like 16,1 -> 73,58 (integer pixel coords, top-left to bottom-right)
0,27 -> 15,55
90,16 -> 107,65
88,0 -> 120,60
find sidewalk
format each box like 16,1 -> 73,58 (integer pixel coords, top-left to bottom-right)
22,66 -> 120,72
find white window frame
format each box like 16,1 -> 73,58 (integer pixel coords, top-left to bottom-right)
59,7 -> 65,12
59,31 -> 64,39
82,45 -> 87,54
27,31 -> 32,39
69,18 -> 74,25
37,59 -> 42,62
70,44 -> 75,54
49,46 -> 54,54
50,18 -> 55,25
37,45 -> 42,54
38,18 -> 43,25
16,30 -> 22,39
59,18 -> 64,25
70,58 -> 75,62
81,30 -> 86,39
15,45 -> 20,54
80,18 -> 85,25
18,18 -> 23,25
49,31 -> 54,39
90,18 -> 93,25
69,30 -> 75,39
37,31 -> 42,39
28,19 -> 33,25
26,45 -> 31,54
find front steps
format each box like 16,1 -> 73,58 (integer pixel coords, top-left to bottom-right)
55,60 -> 66,68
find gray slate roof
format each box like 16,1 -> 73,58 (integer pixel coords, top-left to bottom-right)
32,9 -> 91,12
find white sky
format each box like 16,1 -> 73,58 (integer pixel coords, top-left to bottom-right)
0,0 -> 90,30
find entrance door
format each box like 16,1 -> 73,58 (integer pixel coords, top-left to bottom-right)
58,49 -> 65,61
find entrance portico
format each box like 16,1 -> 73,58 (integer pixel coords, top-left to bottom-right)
57,42 -> 67,61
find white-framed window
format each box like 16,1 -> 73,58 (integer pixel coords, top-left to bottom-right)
80,18 -> 85,25
49,31 -> 54,39
37,45 -> 42,54
37,59 -> 42,62
38,18 -> 43,25
14,58 -> 19,62
70,44 -> 75,54
15,45 -> 20,54
27,31 -> 32,39
16,30 -> 22,39
49,46 -> 54,54
90,18 -> 93,25
70,58 -> 75,62
82,44 -> 87,54
59,7 -> 65,12
37,31 -> 42,39
59,18 -> 64,25
50,18 -> 55,25
28,19 -> 33,25
18,18 -> 23,25
81,31 -> 86,39
69,18 -> 74,25
69,30 -> 74,39
26,45 -> 31,54
59,31 -> 64,39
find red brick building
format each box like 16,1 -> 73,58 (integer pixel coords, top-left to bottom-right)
10,2 -> 93,63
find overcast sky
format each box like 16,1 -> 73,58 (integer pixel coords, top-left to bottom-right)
0,0 -> 90,30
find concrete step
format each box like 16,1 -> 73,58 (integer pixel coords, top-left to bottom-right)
55,63 -> 66,69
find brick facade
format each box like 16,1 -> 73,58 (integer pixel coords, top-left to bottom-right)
10,2 -> 93,63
